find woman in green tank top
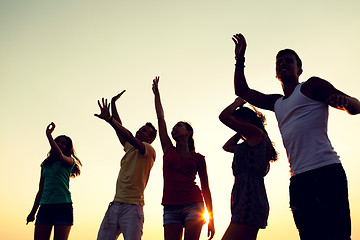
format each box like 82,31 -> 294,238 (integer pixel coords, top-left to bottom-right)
26,122 -> 82,240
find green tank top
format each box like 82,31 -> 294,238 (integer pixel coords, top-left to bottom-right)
40,160 -> 74,204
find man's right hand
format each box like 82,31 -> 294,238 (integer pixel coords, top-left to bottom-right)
95,98 -> 111,121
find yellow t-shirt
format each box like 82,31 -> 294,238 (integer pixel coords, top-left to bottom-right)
114,141 -> 156,206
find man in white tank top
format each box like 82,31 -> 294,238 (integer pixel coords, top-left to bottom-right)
231,33 -> 360,240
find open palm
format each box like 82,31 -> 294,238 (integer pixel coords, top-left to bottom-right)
95,98 -> 111,120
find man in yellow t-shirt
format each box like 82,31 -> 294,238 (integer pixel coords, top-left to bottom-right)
95,91 -> 157,240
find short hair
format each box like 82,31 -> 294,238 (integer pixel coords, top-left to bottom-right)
276,49 -> 302,68
145,122 -> 157,140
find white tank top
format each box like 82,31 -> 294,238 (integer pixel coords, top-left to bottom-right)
274,82 -> 340,176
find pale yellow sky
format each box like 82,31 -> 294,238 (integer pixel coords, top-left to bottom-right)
1,0 -> 360,239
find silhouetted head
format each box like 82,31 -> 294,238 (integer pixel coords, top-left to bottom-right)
135,122 -> 157,144
43,135 -> 82,177
277,49 -> 302,68
171,121 -> 195,152
55,135 -> 74,157
233,106 -> 265,130
276,49 -> 303,80
233,106 -> 278,162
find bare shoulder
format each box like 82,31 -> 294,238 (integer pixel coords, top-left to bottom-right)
301,76 -> 326,90
301,77 -> 343,102
246,128 -> 266,147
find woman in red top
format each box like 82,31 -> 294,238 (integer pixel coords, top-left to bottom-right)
152,76 -> 215,240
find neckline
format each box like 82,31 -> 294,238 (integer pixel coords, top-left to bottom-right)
282,82 -> 302,101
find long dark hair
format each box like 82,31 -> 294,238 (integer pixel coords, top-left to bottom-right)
179,121 -> 195,152
233,106 -> 278,162
42,135 -> 82,177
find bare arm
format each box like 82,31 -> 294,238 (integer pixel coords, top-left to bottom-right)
26,172 -> 44,224
111,90 -> 127,146
332,96 -> 360,115
232,33 -> 282,111
302,77 -> 360,115
46,123 -> 74,166
95,98 -> 147,154
152,77 -> 173,153
219,97 -> 264,147
223,133 -> 242,153
198,159 -> 215,240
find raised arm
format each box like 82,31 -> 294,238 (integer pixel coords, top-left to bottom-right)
26,171 -> 44,225
222,133 -> 242,153
198,159 -> 215,240
232,33 -> 282,111
302,77 -> 360,115
95,98 -> 147,154
111,90 -> 127,146
219,97 -> 264,147
46,123 -> 74,166
152,76 -> 173,152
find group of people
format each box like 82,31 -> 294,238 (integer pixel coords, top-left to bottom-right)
27,33 -> 360,240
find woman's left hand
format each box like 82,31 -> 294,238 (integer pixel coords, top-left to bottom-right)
234,97 -> 246,106
26,213 -> 35,225
207,218 -> 215,240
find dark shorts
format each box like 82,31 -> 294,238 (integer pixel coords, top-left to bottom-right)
290,164 -> 351,240
35,203 -> 73,226
163,202 -> 205,226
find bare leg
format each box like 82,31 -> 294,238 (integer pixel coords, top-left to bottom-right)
35,224 -> 52,240
53,225 -> 71,240
164,223 -> 183,240
184,219 -> 204,240
221,223 -> 259,240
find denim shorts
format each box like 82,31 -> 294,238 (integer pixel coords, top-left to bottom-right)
35,203 -> 73,226
163,202 -> 205,226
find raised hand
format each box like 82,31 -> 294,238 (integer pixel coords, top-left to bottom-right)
46,122 -> 55,136
94,98 -> 111,120
152,76 -> 160,95
232,33 -> 247,57
111,90 -> 126,104
234,96 -> 247,106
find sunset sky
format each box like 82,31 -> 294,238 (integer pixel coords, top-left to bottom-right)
1,0 -> 360,239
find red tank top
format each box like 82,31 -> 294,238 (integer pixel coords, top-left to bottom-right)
162,146 -> 204,205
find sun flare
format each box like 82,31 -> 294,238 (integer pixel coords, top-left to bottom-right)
203,210 -> 210,224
